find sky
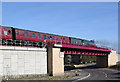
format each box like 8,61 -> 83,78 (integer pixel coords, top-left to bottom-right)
1,2 -> 118,51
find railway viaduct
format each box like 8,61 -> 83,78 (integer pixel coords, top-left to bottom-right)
0,43 -> 117,79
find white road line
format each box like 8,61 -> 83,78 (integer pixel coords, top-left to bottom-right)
72,73 -> 91,82
102,71 -> 108,78
79,73 -> 91,80
78,69 -> 82,72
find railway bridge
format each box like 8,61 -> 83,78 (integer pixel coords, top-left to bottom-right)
47,42 -> 117,76
0,26 -> 117,78
0,42 -> 116,78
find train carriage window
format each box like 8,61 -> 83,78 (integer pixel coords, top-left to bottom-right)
31,33 -> 35,38
16,31 -> 19,35
0,29 -> 1,34
4,29 -> 7,35
57,37 -> 58,40
71,41 -> 74,44
61,37 -> 62,40
52,36 -> 54,40
37,34 -> 41,39
24,32 -> 29,37
50,36 -> 52,39
48,36 -> 50,39
43,35 -> 47,39
79,40 -> 82,45
8,30 -> 11,35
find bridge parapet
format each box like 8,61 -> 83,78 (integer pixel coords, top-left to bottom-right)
0,46 -> 46,51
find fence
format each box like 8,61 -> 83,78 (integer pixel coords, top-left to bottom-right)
0,39 -> 62,48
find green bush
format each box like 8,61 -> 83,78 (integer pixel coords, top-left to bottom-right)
81,55 -> 96,63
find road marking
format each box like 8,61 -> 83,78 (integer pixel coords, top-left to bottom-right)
72,73 -> 91,82
70,69 -> 82,72
78,69 -> 82,72
102,71 -> 108,78
71,70 -> 75,71
78,73 -> 91,80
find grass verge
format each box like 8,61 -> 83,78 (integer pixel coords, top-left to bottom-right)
7,72 -> 81,80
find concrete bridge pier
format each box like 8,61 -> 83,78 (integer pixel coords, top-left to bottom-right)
47,45 -> 64,76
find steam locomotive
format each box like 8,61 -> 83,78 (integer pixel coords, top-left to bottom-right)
0,26 -> 96,47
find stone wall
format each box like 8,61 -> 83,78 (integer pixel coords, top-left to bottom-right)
0,46 -> 47,77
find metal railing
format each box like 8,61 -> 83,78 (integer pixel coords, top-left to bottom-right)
0,39 -> 63,48
0,39 -> 110,50
0,39 -> 43,47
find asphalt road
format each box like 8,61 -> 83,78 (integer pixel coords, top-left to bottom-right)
82,67 -> 120,80
66,65 -> 120,81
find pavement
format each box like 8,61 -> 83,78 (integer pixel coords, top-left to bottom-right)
65,64 -> 120,81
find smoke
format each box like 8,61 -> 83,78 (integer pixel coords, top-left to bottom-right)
95,40 -> 118,52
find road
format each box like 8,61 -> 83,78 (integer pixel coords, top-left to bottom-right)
82,67 -> 120,80
66,64 -> 120,81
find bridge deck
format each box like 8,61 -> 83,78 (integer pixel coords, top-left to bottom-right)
61,43 -> 111,56
62,44 -> 111,52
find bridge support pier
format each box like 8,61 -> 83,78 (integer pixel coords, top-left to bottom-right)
47,45 -> 64,76
108,51 -> 117,67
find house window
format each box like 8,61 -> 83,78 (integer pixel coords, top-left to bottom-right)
37,34 -> 41,39
31,33 -> 35,38
4,29 -> 7,35
43,35 -> 47,39
24,32 -> 29,37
